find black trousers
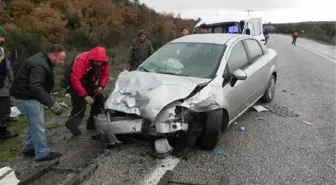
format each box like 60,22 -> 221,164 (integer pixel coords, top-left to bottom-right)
292,37 -> 297,45
65,92 -> 105,129
0,96 -> 11,129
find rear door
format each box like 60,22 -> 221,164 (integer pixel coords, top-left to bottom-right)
242,38 -> 270,105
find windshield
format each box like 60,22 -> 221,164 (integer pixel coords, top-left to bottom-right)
138,42 -> 226,78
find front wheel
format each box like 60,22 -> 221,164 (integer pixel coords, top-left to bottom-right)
199,109 -> 223,150
261,75 -> 276,103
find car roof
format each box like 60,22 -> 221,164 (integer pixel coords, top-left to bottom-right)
195,16 -> 262,27
170,33 -> 249,45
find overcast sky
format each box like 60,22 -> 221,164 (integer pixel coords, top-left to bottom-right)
140,0 -> 336,23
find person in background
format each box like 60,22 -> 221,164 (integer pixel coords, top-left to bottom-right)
263,28 -> 270,45
199,24 -> 209,34
64,46 -> 109,136
10,44 -> 66,162
180,28 -> 189,36
128,30 -> 154,71
0,25 -> 18,140
292,30 -> 300,45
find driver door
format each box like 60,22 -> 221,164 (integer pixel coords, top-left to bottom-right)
222,40 -> 252,121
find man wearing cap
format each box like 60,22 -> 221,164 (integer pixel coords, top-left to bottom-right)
0,26 -> 18,140
128,30 -> 154,71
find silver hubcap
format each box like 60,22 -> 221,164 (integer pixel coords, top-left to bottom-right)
268,78 -> 275,99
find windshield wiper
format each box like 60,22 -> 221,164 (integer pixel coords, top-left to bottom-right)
158,71 -> 190,76
139,66 -> 150,72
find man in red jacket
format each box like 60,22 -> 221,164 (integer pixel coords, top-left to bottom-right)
65,46 -> 109,136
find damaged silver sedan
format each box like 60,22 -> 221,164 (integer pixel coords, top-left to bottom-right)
94,33 -> 277,154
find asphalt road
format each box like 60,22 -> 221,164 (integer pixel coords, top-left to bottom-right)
81,34 -> 335,185
170,35 -> 336,185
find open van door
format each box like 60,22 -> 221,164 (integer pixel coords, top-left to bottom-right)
243,18 -> 266,44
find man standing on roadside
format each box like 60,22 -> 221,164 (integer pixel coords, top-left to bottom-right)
0,26 -> 18,140
128,30 -> 154,71
292,30 -> 300,45
11,44 -> 66,162
64,46 -> 109,136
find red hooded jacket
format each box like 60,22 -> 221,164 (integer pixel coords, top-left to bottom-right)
70,47 -> 109,97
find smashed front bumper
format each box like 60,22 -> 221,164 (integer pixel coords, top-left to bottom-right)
93,111 -> 189,137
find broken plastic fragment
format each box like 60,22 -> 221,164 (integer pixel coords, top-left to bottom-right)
10,107 -> 21,118
252,105 -> 269,112
0,166 -> 19,185
239,127 -> 245,131
214,149 -> 224,155
154,138 -> 173,154
303,120 -> 312,126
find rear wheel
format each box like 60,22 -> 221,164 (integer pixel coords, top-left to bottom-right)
261,75 -> 276,103
199,109 -> 223,150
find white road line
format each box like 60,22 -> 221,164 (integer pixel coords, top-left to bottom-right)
297,44 -> 336,63
141,156 -> 181,185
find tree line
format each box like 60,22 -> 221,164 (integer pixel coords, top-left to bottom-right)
264,21 -> 336,44
0,0 -> 196,63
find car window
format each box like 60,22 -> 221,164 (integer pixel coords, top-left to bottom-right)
223,41 -> 249,80
139,43 -> 226,78
244,39 -> 263,62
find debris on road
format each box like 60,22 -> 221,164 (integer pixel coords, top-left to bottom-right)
155,138 -> 173,154
0,166 -> 19,185
10,106 -> 21,118
214,149 -> 224,155
239,127 -> 245,131
252,105 -> 269,112
303,120 -> 312,126
233,121 -> 238,125
59,102 -> 68,107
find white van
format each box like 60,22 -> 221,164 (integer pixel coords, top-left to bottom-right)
193,16 -> 266,44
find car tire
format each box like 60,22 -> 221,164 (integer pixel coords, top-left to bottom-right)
199,109 -> 222,150
261,75 -> 276,103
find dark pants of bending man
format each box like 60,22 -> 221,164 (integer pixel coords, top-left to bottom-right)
65,85 -> 105,136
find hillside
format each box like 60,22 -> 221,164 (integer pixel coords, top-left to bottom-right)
264,21 -> 336,45
0,0 -> 196,64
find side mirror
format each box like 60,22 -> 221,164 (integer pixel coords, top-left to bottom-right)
232,69 -> 247,80
246,28 -> 251,35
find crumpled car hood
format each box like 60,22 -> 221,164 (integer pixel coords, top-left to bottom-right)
105,71 -> 210,121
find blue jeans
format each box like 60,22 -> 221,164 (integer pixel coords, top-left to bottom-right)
12,98 -> 50,159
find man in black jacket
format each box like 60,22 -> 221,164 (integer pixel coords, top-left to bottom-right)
11,44 -> 66,162
0,25 -> 18,140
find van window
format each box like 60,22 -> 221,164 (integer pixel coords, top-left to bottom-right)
246,22 -> 255,35
253,21 -> 261,35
